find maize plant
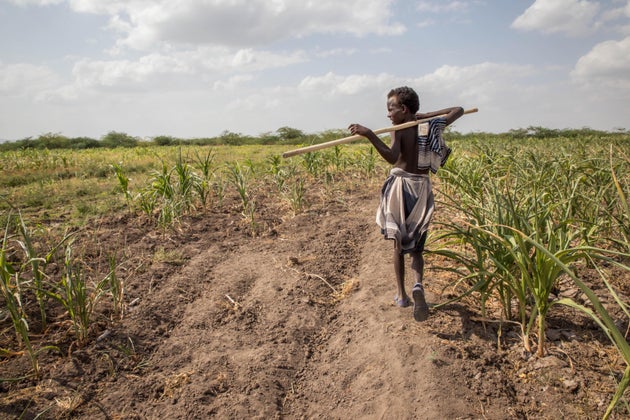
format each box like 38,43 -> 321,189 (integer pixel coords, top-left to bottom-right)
1,216 -> 58,378
226,161 -> 251,211
44,246 -> 109,346
433,138 -> 630,359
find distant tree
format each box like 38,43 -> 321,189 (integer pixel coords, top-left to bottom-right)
258,131 -> 280,145
37,132 -> 70,149
69,136 -> 100,149
219,130 -> 248,145
101,131 -> 139,148
316,129 -> 347,143
507,128 -> 528,139
276,126 -> 304,141
526,126 -> 560,138
189,137 -> 221,146
153,135 -> 176,146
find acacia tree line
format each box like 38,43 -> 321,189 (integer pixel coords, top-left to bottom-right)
2,126 -> 628,152
0,127 -> 329,151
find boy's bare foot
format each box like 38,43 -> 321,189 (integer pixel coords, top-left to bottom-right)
394,296 -> 411,307
412,283 -> 429,322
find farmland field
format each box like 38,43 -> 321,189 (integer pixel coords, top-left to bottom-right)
1,134 -> 629,419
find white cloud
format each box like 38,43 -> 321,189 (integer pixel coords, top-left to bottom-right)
11,0 -> 407,50
69,54 -> 194,91
224,91 -> 282,112
186,47 -> 307,74
407,62 -> 569,132
213,74 -> 254,91
7,0 -> 64,5
3,60 -> 627,140
229,48 -> 307,70
35,46 -> 307,101
413,62 -> 537,103
512,0 -> 600,37
37,0 -> 405,51
0,62 -> 61,96
293,64 -> 544,133
610,0 -> 630,34
407,60 -> 629,132
571,36 -> 630,89
60,58 -> 630,136
67,0 -> 127,15
298,72 -> 396,97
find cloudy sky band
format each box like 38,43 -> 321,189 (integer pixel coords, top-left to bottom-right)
1,0 -> 629,139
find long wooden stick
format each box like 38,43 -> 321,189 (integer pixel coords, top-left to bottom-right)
282,107 -> 478,158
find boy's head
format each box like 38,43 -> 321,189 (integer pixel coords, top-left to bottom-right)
387,86 -> 419,114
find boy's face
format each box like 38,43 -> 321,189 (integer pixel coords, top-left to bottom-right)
387,95 -> 407,124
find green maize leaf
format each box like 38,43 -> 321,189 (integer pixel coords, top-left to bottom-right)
604,365 -> 630,420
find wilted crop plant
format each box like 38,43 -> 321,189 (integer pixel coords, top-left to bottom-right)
193,149 -> 215,208
0,215 -> 58,378
267,154 -> 287,192
301,151 -> 324,177
286,178 -> 306,215
16,212 -> 74,330
111,162 -> 132,204
226,161 -> 251,211
44,246 -> 109,346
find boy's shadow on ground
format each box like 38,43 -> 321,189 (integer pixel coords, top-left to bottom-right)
428,300 -> 616,349
428,300 -> 510,345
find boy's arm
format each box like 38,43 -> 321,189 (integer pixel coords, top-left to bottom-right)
348,123 -> 400,165
416,106 -> 464,126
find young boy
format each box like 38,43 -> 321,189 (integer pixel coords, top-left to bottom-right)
348,86 -> 463,321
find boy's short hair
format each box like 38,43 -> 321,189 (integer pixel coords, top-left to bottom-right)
388,86 -> 419,114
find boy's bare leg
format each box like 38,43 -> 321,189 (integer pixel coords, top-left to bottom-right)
393,245 -> 409,304
411,251 -> 424,285
411,250 -> 429,321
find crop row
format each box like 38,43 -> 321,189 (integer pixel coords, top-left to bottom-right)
432,137 -> 629,418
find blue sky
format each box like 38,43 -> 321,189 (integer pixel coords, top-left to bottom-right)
1,0 -> 629,140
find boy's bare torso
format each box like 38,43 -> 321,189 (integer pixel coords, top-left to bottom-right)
392,125 -> 429,175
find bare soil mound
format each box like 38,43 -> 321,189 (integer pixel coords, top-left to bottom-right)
1,182 -> 627,419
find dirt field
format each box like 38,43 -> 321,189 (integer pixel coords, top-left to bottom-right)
1,178 -> 628,419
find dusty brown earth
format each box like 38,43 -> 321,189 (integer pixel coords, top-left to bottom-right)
1,177 -> 629,419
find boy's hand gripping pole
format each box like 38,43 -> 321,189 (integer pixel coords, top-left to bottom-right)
282,107 -> 478,158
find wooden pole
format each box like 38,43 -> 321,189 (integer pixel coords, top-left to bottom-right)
282,108 -> 478,158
